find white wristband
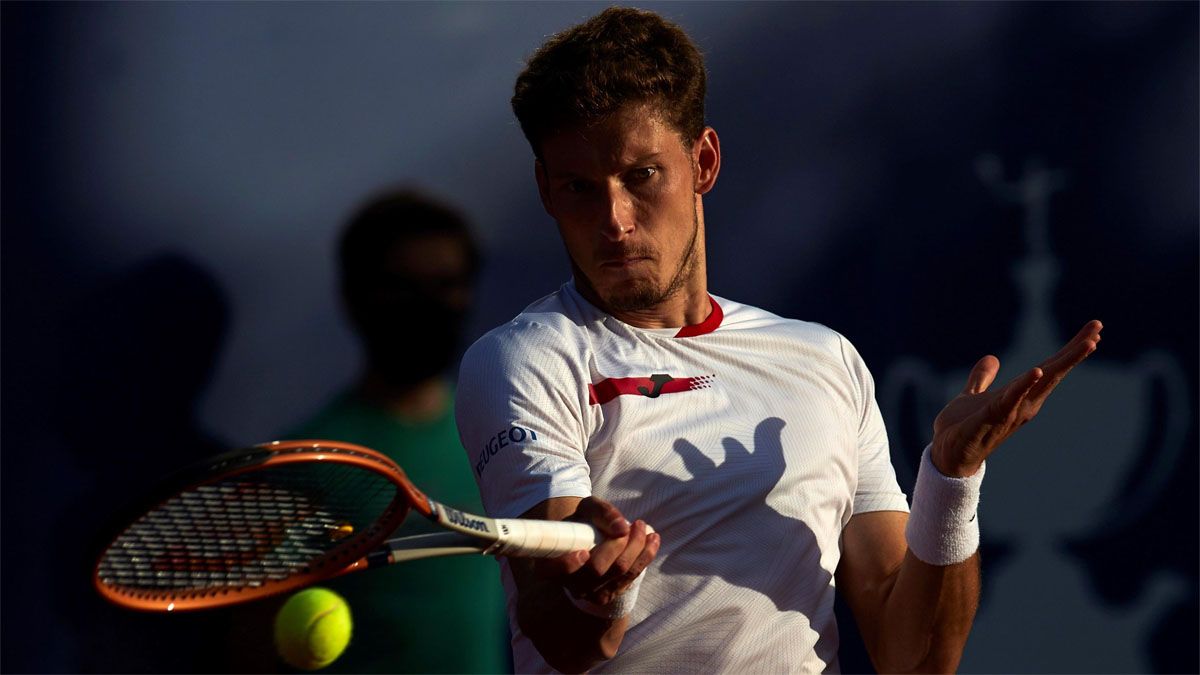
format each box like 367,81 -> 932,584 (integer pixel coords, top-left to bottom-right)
905,445 -> 985,566
563,572 -> 643,619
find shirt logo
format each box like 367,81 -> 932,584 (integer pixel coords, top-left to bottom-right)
588,373 -> 715,405
475,425 -> 538,476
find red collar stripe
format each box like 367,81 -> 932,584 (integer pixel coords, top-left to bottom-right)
674,296 -> 723,338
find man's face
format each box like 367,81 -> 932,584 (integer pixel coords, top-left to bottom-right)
536,104 -> 718,313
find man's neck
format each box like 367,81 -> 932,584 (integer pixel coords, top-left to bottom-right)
355,372 -> 450,422
575,275 -> 711,330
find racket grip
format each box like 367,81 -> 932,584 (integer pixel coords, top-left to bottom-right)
489,519 -> 656,558
490,519 -> 598,557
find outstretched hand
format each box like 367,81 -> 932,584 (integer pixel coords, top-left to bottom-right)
930,320 -> 1103,477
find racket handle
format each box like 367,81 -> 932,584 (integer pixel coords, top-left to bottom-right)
489,518 -> 597,557
488,519 -> 656,558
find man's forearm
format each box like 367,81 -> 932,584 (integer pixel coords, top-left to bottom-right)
871,443 -> 984,672
840,447 -> 984,674
873,551 -> 980,673
509,497 -> 656,672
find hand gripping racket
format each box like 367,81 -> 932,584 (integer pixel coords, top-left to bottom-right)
94,440 -> 598,612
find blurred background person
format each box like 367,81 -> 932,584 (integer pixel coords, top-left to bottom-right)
282,188 -> 508,673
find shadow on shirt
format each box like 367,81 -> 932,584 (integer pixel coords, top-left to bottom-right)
610,417 -> 839,664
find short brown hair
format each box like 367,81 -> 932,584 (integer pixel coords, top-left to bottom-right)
512,6 -> 707,156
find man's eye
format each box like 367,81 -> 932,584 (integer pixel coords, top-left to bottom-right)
564,180 -> 590,194
629,167 -> 657,181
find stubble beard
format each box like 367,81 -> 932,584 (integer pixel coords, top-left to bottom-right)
600,205 -> 701,313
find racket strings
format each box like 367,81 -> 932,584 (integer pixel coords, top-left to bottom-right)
97,458 -> 399,599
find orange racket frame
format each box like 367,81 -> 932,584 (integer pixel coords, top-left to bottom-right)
93,440 -> 428,612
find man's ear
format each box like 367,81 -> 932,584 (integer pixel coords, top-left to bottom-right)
693,127 -> 721,195
534,159 -> 554,216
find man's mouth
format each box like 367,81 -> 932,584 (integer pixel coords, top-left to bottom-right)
598,250 -> 654,268
600,256 -> 650,268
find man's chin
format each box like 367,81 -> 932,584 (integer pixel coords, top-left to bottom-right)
599,281 -> 667,313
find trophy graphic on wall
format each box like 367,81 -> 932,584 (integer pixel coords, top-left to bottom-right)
881,155 -> 1190,673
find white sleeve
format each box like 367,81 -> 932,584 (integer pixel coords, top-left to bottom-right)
839,334 -> 910,515
455,321 -> 593,519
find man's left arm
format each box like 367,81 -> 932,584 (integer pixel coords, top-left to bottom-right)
837,320 -> 1102,673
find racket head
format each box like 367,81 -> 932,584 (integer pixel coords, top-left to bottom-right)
93,439 -> 432,612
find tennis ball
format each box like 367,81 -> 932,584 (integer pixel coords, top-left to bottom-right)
274,587 -> 353,670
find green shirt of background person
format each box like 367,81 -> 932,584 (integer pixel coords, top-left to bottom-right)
287,189 -> 509,674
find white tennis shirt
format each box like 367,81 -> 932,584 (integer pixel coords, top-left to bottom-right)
456,281 -> 909,673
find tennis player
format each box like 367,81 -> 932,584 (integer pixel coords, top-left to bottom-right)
456,7 -> 1102,673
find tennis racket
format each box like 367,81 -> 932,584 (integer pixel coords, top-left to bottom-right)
94,439 -> 599,612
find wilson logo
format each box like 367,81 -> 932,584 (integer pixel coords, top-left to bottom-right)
445,507 -> 489,533
588,373 -> 715,405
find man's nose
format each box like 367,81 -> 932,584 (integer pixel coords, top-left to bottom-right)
599,183 -> 634,242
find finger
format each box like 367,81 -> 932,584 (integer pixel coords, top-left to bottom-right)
1074,319 -> 1104,341
963,355 -> 1000,394
1029,322 -> 1103,400
562,535 -> 627,597
608,520 -> 649,578
595,530 -> 661,596
623,530 -> 660,582
577,496 -> 631,538
1041,333 -> 1098,380
577,531 -> 632,581
988,366 -> 1042,422
570,520 -> 659,593
1059,320 -> 1103,349
1038,320 -> 1103,373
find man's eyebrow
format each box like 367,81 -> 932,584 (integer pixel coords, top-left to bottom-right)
626,151 -> 665,165
547,152 -> 666,179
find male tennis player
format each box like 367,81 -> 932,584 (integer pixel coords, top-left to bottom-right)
456,7 -> 1102,673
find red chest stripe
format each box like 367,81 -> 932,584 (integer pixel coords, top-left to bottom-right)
588,374 -> 715,405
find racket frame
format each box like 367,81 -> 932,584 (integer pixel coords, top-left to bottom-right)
94,441 -> 418,612
93,440 -> 598,613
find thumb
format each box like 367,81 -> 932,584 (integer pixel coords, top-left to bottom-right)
964,355 -> 1000,394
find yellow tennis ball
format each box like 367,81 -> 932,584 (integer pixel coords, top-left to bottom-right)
274,587 -> 353,670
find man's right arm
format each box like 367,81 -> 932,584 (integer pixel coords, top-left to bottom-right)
454,325 -> 659,669
510,496 -> 659,674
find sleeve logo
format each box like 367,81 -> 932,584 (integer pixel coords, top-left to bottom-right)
476,425 -> 538,476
